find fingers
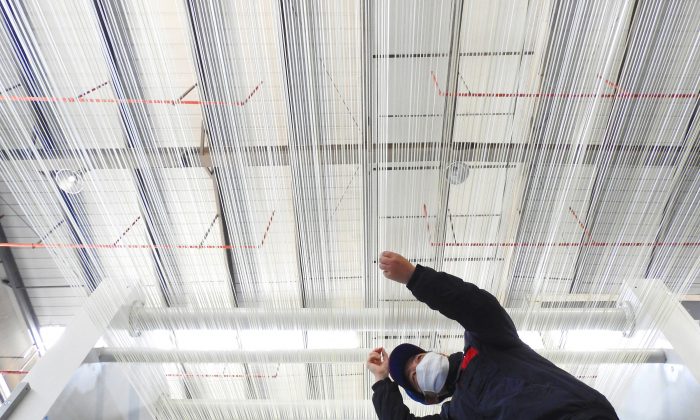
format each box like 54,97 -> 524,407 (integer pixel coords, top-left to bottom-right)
367,347 -> 390,381
367,348 -> 382,363
379,253 -> 394,271
368,347 -> 388,364
379,251 -> 396,264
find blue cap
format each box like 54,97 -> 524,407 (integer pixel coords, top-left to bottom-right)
389,343 -> 426,404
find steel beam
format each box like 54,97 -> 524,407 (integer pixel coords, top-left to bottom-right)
210,168 -> 242,307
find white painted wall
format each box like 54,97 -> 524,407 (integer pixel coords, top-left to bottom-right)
46,364 -> 153,420
613,364 -> 700,420
0,283 -> 33,392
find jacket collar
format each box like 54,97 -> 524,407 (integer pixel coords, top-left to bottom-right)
443,352 -> 464,395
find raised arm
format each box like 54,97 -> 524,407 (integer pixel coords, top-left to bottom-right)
367,348 -> 442,420
379,251 -> 520,348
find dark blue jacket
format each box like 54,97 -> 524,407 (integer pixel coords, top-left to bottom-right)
372,265 -> 618,419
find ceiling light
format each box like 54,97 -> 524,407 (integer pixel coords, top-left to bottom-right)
446,161 -> 469,185
55,169 -> 84,194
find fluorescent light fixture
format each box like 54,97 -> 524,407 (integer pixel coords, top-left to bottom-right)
239,330 -> 304,351
175,329 -> 238,351
306,331 -> 359,349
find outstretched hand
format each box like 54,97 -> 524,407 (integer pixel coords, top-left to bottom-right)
366,347 -> 389,382
379,251 -> 415,285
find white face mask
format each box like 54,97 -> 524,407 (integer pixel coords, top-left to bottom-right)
416,352 -> 449,394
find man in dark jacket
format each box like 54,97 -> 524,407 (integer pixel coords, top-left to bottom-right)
367,251 -> 618,420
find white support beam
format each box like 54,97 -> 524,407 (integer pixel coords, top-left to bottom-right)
0,383 -> 29,420
157,399 -> 377,420
534,293 -> 620,303
627,279 -> 700,383
93,348 -> 368,364
8,280 -> 136,420
538,349 -> 666,364
92,347 -> 665,365
127,306 -> 633,333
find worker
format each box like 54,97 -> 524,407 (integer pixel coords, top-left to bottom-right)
367,251 -> 618,420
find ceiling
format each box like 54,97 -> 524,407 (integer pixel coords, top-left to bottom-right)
1,0 -> 699,417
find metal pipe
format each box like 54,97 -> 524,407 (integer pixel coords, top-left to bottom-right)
538,349 -> 666,364
2,142 -> 693,171
94,347 -> 665,365
127,306 -> 633,333
157,399 -> 377,420
94,348 -> 368,364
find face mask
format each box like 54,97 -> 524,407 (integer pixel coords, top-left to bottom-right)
416,352 -> 449,394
